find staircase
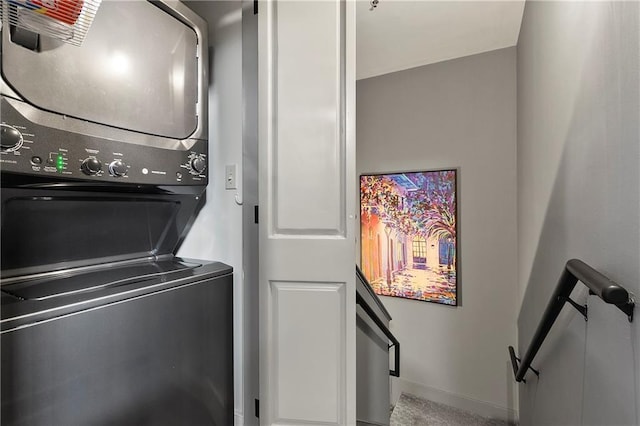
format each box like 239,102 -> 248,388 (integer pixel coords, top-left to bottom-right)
390,393 -> 515,426
356,267 -> 516,425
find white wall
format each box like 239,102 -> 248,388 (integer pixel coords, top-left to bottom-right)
178,2 -> 244,425
517,2 -> 639,425
357,47 -> 518,420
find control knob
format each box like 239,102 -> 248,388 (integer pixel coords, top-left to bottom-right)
190,155 -> 206,174
108,160 -> 128,177
81,157 -> 102,175
0,124 -> 24,152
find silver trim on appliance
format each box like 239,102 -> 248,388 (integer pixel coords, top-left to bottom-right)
0,255 -> 162,285
5,263 -> 203,301
4,96 -> 201,151
151,0 -> 209,142
0,271 -> 232,331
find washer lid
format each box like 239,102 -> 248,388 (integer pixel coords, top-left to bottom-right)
0,195 -> 182,274
1,258 -> 202,300
1,1 -> 199,139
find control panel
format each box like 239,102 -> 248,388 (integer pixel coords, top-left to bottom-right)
0,98 -> 207,186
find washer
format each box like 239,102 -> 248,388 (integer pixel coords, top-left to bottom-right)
1,258 -> 233,425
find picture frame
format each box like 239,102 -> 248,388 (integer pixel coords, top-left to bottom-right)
360,169 -> 459,306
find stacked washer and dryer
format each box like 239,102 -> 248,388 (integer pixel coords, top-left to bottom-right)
0,2 -> 233,424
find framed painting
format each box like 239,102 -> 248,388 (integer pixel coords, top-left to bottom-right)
360,169 -> 458,306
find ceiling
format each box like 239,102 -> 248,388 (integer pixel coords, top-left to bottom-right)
356,0 -> 526,80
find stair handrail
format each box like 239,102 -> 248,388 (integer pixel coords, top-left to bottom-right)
509,259 -> 635,383
356,290 -> 400,377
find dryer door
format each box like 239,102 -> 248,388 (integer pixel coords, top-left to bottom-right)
2,1 -> 199,140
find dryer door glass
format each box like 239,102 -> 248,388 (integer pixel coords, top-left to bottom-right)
1,1 -> 198,140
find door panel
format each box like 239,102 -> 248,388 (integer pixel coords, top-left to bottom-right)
271,282 -> 346,423
258,0 -> 356,424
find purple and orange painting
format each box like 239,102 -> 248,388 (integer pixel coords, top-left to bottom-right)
360,170 -> 458,305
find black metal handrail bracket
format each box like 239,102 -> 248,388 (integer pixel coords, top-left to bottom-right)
509,259 -> 635,383
356,291 -> 400,377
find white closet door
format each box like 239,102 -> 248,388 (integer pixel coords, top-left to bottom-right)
258,0 -> 356,425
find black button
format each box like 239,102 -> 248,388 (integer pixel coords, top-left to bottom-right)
31,156 -> 42,165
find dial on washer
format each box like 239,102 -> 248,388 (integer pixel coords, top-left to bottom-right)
109,160 -> 128,177
190,155 -> 206,174
0,124 -> 24,152
81,157 -> 102,175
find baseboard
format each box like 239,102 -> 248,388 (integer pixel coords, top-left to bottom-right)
391,377 -> 518,423
235,411 -> 244,426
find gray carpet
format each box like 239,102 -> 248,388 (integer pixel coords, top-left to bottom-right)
390,393 -> 515,426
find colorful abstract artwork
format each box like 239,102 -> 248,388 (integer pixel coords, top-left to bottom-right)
360,170 -> 458,305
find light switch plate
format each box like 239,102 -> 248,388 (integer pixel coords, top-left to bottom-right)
225,164 -> 237,190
